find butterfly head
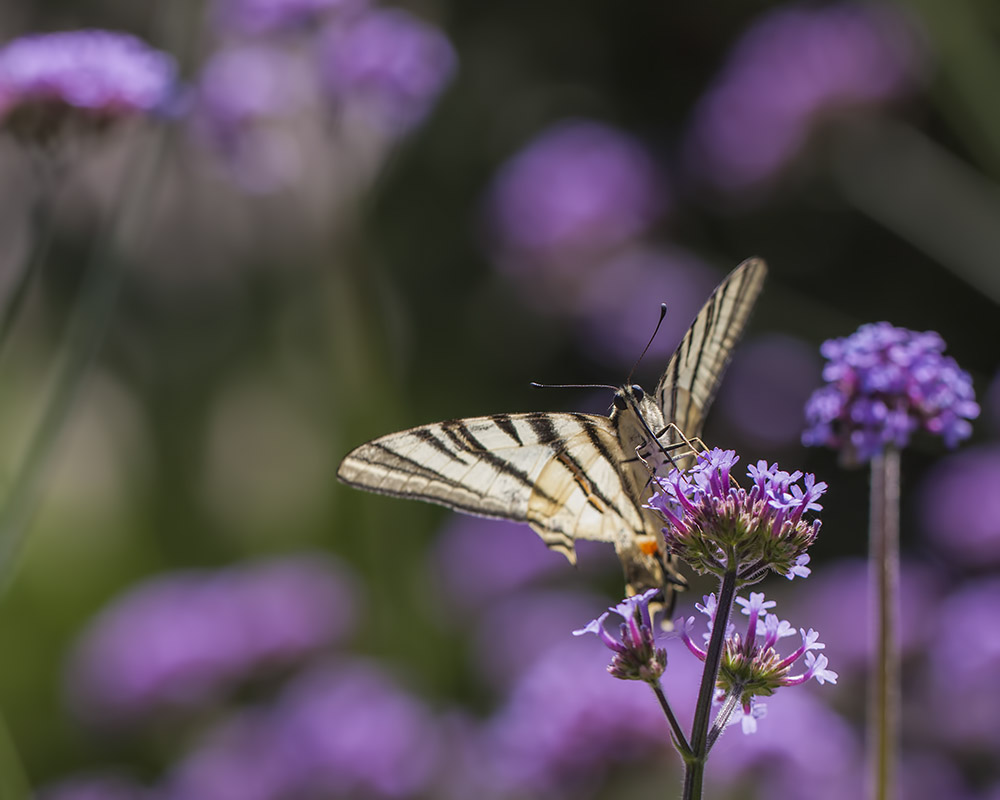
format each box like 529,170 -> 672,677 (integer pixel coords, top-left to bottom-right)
612,383 -> 646,412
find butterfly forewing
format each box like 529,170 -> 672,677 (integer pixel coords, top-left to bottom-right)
656,258 -> 768,445
337,257 -> 768,611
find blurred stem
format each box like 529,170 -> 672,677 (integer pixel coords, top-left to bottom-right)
868,447 -> 901,800
0,711 -> 29,800
683,568 -> 737,800
0,157 -> 63,356
0,126 -> 169,598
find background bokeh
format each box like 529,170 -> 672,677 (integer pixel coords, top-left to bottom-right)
0,0 -> 998,797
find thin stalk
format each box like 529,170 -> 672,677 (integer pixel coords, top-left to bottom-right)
868,447 -> 901,800
0,125 -> 169,597
651,679 -> 691,757
683,568 -> 738,800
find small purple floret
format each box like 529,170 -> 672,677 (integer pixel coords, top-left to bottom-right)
803,321 -> 979,464
574,588 -> 666,682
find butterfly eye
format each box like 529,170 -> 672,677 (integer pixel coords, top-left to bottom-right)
631,384 -> 645,401
613,393 -> 627,410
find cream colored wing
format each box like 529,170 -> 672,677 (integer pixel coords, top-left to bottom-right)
655,257 -> 768,446
337,411 -> 646,563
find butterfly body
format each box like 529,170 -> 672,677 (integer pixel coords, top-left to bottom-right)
337,258 -> 768,615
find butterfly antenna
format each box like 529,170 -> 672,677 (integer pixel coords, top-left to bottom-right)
626,303 -> 668,384
530,381 -> 618,391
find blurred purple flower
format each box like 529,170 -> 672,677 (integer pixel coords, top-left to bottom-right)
705,688 -> 861,799
573,247 -> 716,367
68,554 -> 359,726
716,334 -> 824,448
803,322 -> 979,465
473,637 -> 671,798
165,660 -> 440,800
191,42 -> 318,192
486,120 -> 664,274
212,0 -> 362,36
0,30 -> 176,139
918,444 -> 1000,567
792,557 -> 940,673
682,3 -> 924,195
472,589 -> 606,691
318,8 -> 456,134
36,775 -> 151,800
428,516 -> 570,618
924,578 -> 1000,752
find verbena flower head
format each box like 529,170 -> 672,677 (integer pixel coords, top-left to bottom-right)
67,554 -> 358,726
803,322 -> 979,465
681,2 -> 924,195
190,42 -> 318,192
0,30 -> 176,140
486,120 -> 663,267
682,591 -> 837,734
646,448 -> 825,584
573,588 -> 666,682
164,661 -> 440,800
474,638 -> 670,798
318,8 -> 456,134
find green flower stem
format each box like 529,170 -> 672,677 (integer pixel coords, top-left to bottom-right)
651,679 -> 691,758
683,568 -> 738,800
0,126 -> 169,597
868,447 -> 900,800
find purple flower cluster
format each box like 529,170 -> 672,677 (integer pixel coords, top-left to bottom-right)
471,638 -> 671,798
682,592 -> 837,734
574,588 -> 666,683
485,120 -> 663,270
803,322 -> 979,464
918,445 -> 1000,567
67,554 -> 359,726
189,5 -> 456,189
0,30 -> 176,139
191,42 -> 317,192
164,660 -> 440,800
682,3 -> 923,195
924,578 -> 1000,752
646,448 -> 825,583
318,8 -> 457,133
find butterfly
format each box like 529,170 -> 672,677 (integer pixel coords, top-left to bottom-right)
337,258 -> 767,617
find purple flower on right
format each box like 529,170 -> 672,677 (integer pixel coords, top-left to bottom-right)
802,322 -> 979,465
